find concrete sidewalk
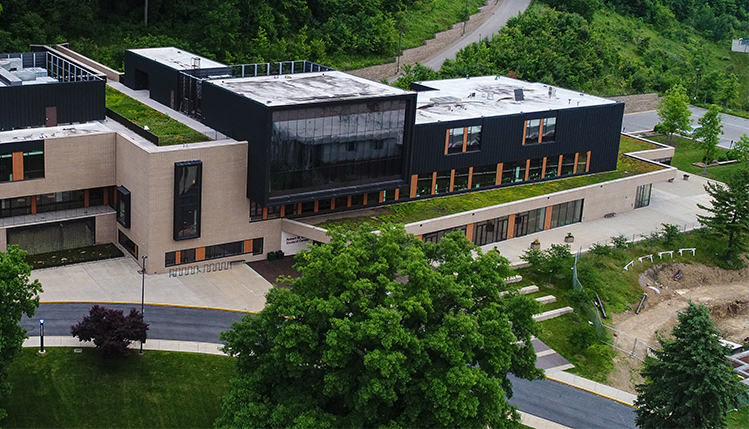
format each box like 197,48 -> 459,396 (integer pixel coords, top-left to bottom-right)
33,258 -> 272,312
483,170 -> 713,264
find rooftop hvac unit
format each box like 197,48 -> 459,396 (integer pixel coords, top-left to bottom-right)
514,88 -> 524,101
192,57 -> 201,69
0,58 -> 22,72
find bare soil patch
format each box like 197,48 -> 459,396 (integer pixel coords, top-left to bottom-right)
607,262 -> 749,393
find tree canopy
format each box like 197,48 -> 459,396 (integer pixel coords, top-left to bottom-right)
217,224 -> 541,428
635,302 -> 746,428
71,305 -> 149,358
0,245 -> 43,422
695,104 -> 724,163
657,84 -> 692,142
698,169 -> 749,263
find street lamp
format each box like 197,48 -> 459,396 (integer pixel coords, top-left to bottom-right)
39,319 -> 45,354
140,255 -> 148,354
397,33 -> 404,74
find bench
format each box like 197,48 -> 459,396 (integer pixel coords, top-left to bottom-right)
604,212 -> 616,218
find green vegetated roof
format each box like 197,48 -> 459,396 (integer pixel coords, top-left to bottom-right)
317,137 -> 664,230
105,86 -> 208,145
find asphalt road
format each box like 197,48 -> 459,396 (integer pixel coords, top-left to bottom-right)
22,302 -> 637,429
622,106 -> 749,149
422,0 -> 532,71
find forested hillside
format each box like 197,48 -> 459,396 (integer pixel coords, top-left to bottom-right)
396,0 -> 749,111
0,0 -> 485,69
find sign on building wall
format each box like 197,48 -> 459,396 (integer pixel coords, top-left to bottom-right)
281,231 -> 311,255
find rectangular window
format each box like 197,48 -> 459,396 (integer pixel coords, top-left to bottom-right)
541,117 -> 556,143
544,157 -> 558,179
447,128 -> 464,154
635,184 -> 652,208
502,161 -> 525,184
284,203 -> 298,216
527,158 -> 543,181
560,154 -> 576,176
434,170 -> 451,194
0,154 -> 12,182
116,186 -> 131,228
525,119 -> 540,145
577,152 -> 588,174
181,248 -> 196,264
416,173 -> 433,197
89,188 -> 105,207
0,196 -> 32,218
472,165 -> 497,189
23,151 -> 45,179
174,161 -> 202,240
36,191 -> 85,214
250,200 -> 263,222
118,230 -> 137,257
550,199 -> 584,228
252,238 -> 264,255
453,168 -> 470,192
205,241 -> 243,260
466,126 -> 481,152
267,206 -> 281,220
165,251 -> 176,267
422,225 -> 467,244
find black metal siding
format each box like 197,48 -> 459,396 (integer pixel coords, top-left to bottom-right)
0,79 -> 105,131
410,102 -> 624,175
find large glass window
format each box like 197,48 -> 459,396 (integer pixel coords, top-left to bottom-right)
550,199 -> 584,228
466,126 -> 481,152
560,154 -> 576,176
0,154 -> 12,182
174,161 -> 202,240
525,119 -> 540,145
453,168 -> 470,192
36,191 -> 85,213
472,164 -> 497,189
0,196 -> 32,218
502,161 -> 525,184
447,128 -> 464,154
544,157 -> 559,179
269,100 -> 406,195
528,158 -> 543,181
416,173 -> 433,197
635,184 -> 652,208
541,117 -> 556,143
23,151 -> 44,179
116,186 -> 131,228
514,207 -> 546,237
206,241 -> 243,260
434,170 -> 451,194
473,216 -> 509,246
577,152 -> 589,173
422,225 -> 467,244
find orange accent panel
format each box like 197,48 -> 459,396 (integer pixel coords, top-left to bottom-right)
431,172 -> 437,195
522,121 -> 527,145
378,191 -> 384,203
573,153 -> 580,174
449,170 -> 455,192
524,160 -> 530,181
541,157 -> 547,179
84,190 -> 90,208
586,151 -> 591,172
31,196 -> 37,215
280,205 -> 285,217
314,200 -> 319,212
467,167 -> 474,189
175,250 -> 181,265
196,247 -> 206,262
262,207 -> 269,220
465,223 -> 474,242
557,155 -> 563,176
415,235 -> 422,241
394,189 -> 400,200
544,205 -> 553,230
134,244 -> 138,259
462,127 -> 468,152
330,198 -> 336,210
496,163 -> 503,185
507,214 -> 516,239
538,119 -> 544,143
12,152 -> 23,181
444,130 -> 450,155
363,193 -> 368,205
243,240 -> 253,254
347,196 -> 352,208
410,174 -> 418,198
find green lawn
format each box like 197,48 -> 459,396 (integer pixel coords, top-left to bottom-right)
320,138 -> 663,230
106,87 -> 208,146
0,348 -> 234,428
648,134 -> 742,184
26,244 -> 124,269
728,406 -> 749,428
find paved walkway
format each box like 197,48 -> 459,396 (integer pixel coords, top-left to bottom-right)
483,170 -> 713,265
33,258 -> 271,312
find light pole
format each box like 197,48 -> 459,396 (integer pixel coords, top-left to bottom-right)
462,0 -> 468,35
140,255 -> 147,354
397,33 -> 404,74
39,319 -> 45,354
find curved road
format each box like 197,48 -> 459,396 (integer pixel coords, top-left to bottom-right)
423,0 -> 531,71
22,302 -> 636,429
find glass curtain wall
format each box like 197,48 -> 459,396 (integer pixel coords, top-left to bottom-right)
269,100 -> 407,195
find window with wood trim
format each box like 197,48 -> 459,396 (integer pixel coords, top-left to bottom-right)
446,128 -> 464,154
446,125 -> 482,154
524,117 -> 557,145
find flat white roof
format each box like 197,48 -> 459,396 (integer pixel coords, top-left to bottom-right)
413,75 -> 616,124
129,47 -> 227,71
0,122 -> 113,144
210,71 -> 410,106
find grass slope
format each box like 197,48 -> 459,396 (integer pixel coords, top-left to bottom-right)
0,348 -> 234,428
648,134 -> 740,184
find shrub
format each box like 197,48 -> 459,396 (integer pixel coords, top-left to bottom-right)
661,223 -> 681,246
611,234 -> 630,249
589,242 -> 613,256
569,324 -> 598,353
71,305 -> 149,357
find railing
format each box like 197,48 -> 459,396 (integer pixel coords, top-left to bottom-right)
230,61 -> 334,78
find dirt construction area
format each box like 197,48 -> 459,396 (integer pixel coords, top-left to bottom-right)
608,262 -> 749,393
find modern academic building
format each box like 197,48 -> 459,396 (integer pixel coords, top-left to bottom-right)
0,46 -> 674,274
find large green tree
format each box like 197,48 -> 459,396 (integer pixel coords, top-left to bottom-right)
695,104 -> 724,164
656,84 -> 692,142
733,133 -> 749,165
217,225 -> 541,428
0,245 -> 43,422
635,302 -> 745,428
698,169 -> 749,262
